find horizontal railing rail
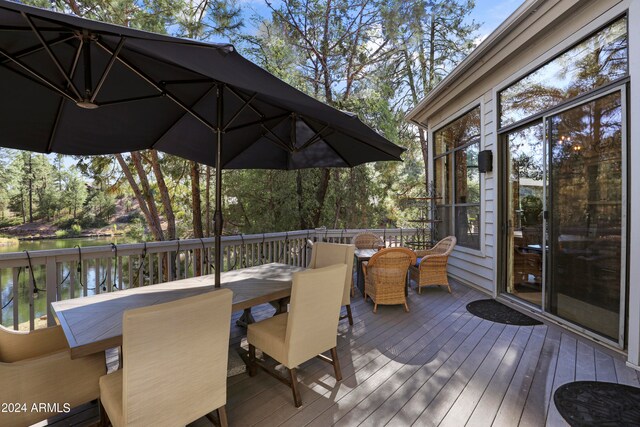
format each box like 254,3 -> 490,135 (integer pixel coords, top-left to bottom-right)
0,228 -> 418,331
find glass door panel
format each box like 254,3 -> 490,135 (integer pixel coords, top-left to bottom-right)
505,122 -> 545,307
547,91 -> 623,341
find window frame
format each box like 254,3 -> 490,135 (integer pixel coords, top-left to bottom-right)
432,104 -> 483,252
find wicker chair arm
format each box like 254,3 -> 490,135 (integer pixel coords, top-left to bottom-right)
418,253 -> 450,270
414,248 -> 435,257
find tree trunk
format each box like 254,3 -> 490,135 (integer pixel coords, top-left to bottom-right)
296,170 -> 308,229
131,152 -> 165,241
312,169 -> 331,227
205,166 -> 211,237
149,150 -> 176,240
115,154 -> 164,241
28,154 -> 33,223
190,161 -> 204,238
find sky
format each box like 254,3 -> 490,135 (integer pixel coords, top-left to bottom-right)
224,0 -> 525,43
471,0 -> 525,39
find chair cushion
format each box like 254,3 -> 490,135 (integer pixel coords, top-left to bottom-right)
247,313 -> 288,366
415,257 -> 423,266
99,370 -> 124,427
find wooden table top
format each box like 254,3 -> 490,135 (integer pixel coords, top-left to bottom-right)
51,263 -> 304,359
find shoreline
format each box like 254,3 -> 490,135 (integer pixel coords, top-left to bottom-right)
15,232 -> 125,241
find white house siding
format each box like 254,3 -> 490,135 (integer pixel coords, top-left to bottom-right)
410,0 -> 639,362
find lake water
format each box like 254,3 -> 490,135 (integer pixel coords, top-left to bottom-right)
0,236 -> 140,330
0,235 -> 137,253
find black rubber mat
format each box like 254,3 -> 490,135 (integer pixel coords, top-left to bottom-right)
465,299 -> 542,325
554,381 -> 640,426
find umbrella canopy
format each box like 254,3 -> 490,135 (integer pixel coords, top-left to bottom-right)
0,0 -> 405,284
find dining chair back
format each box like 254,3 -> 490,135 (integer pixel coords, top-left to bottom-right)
308,242 -> 356,324
364,247 -> 416,312
351,232 -> 384,249
0,325 -> 105,427
247,264 -> 347,407
285,264 -> 347,367
100,289 -> 232,427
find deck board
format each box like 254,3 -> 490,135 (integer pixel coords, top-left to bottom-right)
465,326 -> 534,427
438,324 -> 519,427
40,279 -> 640,427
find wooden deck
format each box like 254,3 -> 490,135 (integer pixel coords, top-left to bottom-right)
42,279 -> 640,426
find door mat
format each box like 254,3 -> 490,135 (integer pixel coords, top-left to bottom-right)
466,299 -> 542,325
554,381 -> 640,426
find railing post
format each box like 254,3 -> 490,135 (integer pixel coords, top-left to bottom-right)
46,256 -> 57,327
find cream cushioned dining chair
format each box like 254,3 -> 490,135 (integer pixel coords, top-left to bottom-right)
99,289 -> 232,427
308,242 -> 356,325
0,324 -> 106,427
247,264 -> 347,407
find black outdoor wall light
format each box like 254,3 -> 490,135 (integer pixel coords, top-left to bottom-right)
478,149 -> 493,173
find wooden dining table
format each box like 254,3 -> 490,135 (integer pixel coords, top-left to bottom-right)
354,249 -> 377,296
51,263 -> 304,359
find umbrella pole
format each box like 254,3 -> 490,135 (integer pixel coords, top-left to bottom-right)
214,85 -> 224,287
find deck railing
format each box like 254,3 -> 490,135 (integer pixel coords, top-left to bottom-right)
0,228 -> 418,331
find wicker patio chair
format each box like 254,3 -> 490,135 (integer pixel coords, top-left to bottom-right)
0,325 -> 106,427
362,247 -> 416,313
351,232 -> 384,249
409,236 -> 456,294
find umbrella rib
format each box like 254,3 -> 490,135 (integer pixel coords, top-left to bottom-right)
298,116 -> 353,167
301,115 -> 403,162
90,36 -> 126,103
0,46 -> 76,103
222,93 -> 258,132
95,39 -> 217,133
262,131 -> 292,153
221,115 -> 290,167
224,113 -> 290,133
162,78 -> 215,85
150,84 -> 218,149
260,115 -> 294,151
47,41 -> 84,153
22,12 -> 82,100
295,124 -> 330,152
226,85 -> 266,120
97,93 -> 164,107
0,34 -> 75,66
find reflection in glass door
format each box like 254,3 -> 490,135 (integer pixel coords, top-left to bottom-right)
505,123 -> 544,307
502,89 -> 626,344
548,91 -> 624,341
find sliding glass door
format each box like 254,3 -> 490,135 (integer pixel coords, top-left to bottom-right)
503,89 -> 626,344
547,90 -> 625,342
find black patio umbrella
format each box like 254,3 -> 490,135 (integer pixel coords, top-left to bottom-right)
0,0 -> 405,286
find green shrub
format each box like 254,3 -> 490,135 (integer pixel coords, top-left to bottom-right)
70,224 -> 82,236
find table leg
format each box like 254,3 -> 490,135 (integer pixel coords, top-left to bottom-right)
236,308 -> 255,328
274,297 -> 289,315
356,259 -> 366,296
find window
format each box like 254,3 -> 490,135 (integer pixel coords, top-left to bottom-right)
433,107 -> 481,249
499,16 -> 627,128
